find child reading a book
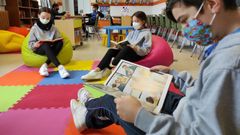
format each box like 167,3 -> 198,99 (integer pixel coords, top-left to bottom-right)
29,7 -> 70,79
71,0 -> 240,134
81,11 -> 152,81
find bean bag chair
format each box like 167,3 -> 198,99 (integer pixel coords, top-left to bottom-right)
21,33 -> 73,67
8,27 -> 30,37
136,35 -> 174,68
0,30 -> 24,53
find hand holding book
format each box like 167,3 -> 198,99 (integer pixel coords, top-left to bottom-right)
114,95 -> 142,123
150,65 -> 171,73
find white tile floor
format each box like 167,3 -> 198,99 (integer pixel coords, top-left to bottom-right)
0,38 -> 200,78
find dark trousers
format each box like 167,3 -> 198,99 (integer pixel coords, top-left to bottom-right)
98,46 -> 144,70
34,41 -> 63,67
85,92 -> 183,135
82,21 -> 95,38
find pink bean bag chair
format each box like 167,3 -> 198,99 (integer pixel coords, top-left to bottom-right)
136,35 -> 174,68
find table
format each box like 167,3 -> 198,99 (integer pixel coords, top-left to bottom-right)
103,26 -> 134,47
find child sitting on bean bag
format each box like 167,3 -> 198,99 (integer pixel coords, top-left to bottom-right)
29,7 -> 69,78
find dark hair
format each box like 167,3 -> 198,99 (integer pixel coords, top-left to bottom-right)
38,7 -> 51,14
166,0 -> 238,22
93,4 -> 99,9
132,11 -> 147,24
52,3 -> 59,8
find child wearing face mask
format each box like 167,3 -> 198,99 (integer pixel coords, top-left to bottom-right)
28,7 -> 70,79
82,4 -> 104,38
81,11 -> 152,81
70,0 -> 240,134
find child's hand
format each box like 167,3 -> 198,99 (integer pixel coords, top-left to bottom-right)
34,41 -> 42,48
150,65 -> 171,73
114,96 -> 142,123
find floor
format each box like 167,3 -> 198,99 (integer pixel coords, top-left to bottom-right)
0,38 -> 200,78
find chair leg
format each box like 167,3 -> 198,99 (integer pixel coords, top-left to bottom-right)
167,29 -> 174,42
171,30 -> 179,48
162,28 -> 167,38
157,27 -> 162,36
179,38 -> 187,52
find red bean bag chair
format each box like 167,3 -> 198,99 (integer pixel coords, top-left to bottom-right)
8,27 -> 29,37
136,35 -> 174,68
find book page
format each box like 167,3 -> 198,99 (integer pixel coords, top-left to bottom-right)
104,60 -> 173,114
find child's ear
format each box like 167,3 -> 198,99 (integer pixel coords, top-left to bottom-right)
206,0 -> 221,14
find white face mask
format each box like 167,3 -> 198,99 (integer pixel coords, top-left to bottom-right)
132,22 -> 142,30
40,18 -> 50,25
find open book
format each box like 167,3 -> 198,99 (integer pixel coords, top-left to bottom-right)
85,60 -> 173,114
110,40 -> 129,49
39,38 -> 63,43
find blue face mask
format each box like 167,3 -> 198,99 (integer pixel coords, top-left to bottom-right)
183,2 -> 216,46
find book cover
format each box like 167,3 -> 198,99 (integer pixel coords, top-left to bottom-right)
39,38 -> 63,43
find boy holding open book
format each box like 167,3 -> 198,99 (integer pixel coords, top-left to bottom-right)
71,0 -> 240,134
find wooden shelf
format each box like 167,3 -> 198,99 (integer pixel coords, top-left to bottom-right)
19,6 -> 31,9
20,18 -> 32,20
6,0 -> 39,27
92,0 -> 166,6
31,8 -> 39,10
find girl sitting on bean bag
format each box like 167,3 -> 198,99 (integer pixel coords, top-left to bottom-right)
28,7 -> 70,79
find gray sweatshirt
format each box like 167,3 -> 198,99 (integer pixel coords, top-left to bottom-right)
126,28 -> 152,56
28,23 -> 61,51
134,30 -> 240,135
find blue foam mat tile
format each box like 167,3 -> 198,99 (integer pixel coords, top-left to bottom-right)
38,71 -> 89,85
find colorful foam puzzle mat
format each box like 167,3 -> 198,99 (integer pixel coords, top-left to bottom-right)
0,60 -> 126,135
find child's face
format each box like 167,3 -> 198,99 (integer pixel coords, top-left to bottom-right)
38,12 -> 51,20
132,16 -> 145,26
171,1 -> 221,39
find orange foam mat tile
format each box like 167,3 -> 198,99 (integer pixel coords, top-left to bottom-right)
0,71 -> 44,86
65,118 -> 126,135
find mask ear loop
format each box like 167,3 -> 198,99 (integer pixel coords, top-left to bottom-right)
194,2 -> 205,18
209,13 -> 216,25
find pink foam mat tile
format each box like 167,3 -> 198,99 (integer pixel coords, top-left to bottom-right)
0,108 -> 71,135
92,60 -> 100,69
11,84 -> 83,109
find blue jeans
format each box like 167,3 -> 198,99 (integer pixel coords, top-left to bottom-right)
85,92 -> 183,135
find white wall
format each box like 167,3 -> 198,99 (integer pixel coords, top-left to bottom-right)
151,2 -> 166,14
78,0 -> 92,14
110,3 -> 166,16
61,1 -> 166,16
110,6 -> 152,16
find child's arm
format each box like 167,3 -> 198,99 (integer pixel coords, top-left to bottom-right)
53,26 -> 62,40
28,26 -> 39,50
134,33 -> 152,56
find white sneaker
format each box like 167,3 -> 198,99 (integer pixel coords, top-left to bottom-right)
81,70 -> 103,81
70,99 -> 87,132
77,88 -> 93,104
39,63 -> 49,76
58,65 -> 70,79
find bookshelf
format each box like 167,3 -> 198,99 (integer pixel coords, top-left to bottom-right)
6,0 -> 39,27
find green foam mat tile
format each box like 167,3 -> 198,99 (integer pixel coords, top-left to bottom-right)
0,86 -> 34,112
